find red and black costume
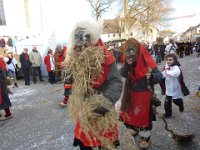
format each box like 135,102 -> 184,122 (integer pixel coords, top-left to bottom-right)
0,58 -> 12,120
44,52 -> 56,84
119,38 -> 163,142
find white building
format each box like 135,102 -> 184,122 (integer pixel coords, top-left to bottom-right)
0,0 -> 92,76
0,0 -> 92,42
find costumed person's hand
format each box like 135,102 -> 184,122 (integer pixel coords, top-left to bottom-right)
126,57 -> 134,65
146,68 -> 152,80
93,106 -> 110,116
145,72 -> 151,80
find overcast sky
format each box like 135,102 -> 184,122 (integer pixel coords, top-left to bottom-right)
103,0 -> 200,33
169,0 -> 200,32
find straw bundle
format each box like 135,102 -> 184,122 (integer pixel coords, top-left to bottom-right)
64,45 -> 138,149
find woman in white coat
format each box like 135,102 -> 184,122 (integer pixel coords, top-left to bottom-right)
162,53 -> 184,118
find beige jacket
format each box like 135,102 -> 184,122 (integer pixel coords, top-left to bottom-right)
29,50 -> 42,67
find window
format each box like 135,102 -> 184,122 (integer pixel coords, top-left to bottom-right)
0,0 -> 6,25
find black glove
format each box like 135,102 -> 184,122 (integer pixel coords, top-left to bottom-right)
93,106 -> 110,116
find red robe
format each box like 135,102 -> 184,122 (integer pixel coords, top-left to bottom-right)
74,39 -> 118,147
44,55 -> 54,72
120,44 -> 157,128
0,58 -> 6,105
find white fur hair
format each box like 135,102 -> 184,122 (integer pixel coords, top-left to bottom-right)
66,20 -> 103,62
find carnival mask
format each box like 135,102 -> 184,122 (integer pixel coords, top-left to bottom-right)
125,45 -> 137,62
74,27 -> 91,53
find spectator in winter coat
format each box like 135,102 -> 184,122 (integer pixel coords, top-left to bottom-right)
6,37 -> 13,47
161,53 -> 185,118
44,49 -> 56,84
165,39 -> 177,54
0,37 -> 6,48
29,46 -> 44,83
4,49 -> 18,88
20,48 -> 31,85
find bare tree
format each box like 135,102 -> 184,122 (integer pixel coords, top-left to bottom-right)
87,0 -> 115,20
119,0 -> 173,38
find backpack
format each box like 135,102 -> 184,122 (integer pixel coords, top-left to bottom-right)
169,44 -> 176,53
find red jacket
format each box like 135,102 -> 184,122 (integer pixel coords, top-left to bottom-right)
44,55 -> 54,72
0,58 -> 7,72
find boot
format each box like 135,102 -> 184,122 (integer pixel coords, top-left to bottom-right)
140,137 -> 150,149
196,91 -> 200,98
14,83 -> 18,87
0,114 -> 13,121
0,108 -> 13,121
128,129 -> 138,136
59,97 -> 68,107
7,88 -> 13,94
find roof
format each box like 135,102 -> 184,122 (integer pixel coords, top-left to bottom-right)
103,19 -> 120,34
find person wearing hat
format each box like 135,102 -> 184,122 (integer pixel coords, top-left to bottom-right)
29,46 -> 44,83
44,48 -> 56,84
4,49 -> 18,88
20,48 -> 31,85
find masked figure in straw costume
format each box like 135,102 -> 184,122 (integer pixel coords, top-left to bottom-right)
64,20 -> 123,150
119,38 -> 163,149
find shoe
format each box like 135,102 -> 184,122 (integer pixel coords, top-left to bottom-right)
59,101 -> 67,107
162,114 -> 171,118
14,83 -> 18,87
128,129 -> 138,136
179,105 -> 184,112
0,114 -> 13,121
40,80 -> 45,82
140,138 -> 150,149
196,91 -> 200,98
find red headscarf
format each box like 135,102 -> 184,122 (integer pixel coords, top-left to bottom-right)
132,44 -> 157,80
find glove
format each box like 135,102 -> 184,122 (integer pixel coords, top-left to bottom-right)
93,106 -> 110,116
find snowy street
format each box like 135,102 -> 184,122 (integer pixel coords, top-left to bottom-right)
0,54 -> 200,150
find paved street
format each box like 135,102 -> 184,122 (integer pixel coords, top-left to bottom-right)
0,54 -> 200,150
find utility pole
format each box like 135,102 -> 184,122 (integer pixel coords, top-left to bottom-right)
24,0 -> 30,28
39,0 -> 44,33
124,0 -> 129,39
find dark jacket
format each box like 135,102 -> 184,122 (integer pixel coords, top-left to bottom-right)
121,62 -> 163,91
20,52 -> 31,69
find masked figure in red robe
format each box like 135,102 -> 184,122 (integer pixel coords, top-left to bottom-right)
65,20 -> 123,150
120,38 -> 163,149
